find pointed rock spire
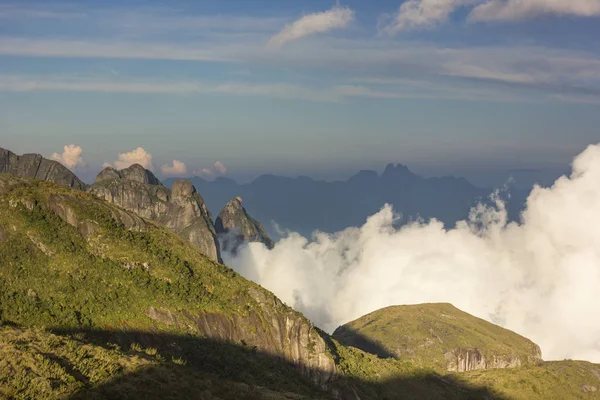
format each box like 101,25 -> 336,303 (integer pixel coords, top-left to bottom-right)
215,197 -> 274,254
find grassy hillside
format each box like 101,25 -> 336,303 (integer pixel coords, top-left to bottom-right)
465,360 -> 600,399
333,303 -> 541,372
0,175 -> 253,330
0,323 -> 325,399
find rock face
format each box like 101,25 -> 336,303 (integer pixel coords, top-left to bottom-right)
215,196 -> 274,253
89,166 -> 221,262
0,147 -> 86,190
144,287 -> 336,386
444,348 -> 525,372
333,303 -> 542,373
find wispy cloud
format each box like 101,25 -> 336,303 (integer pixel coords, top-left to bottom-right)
470,0 -> 600,22
0,75 -> 342,102
381,0 -> 600,33
0,38 -> 236,62
0,4 -> 87,20
381,0 -> 474,33
267,5 -> 354,48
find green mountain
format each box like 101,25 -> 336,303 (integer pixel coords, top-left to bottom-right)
333,303 -> 542,372
0,175 -> 335,386
1,172 -> 599,399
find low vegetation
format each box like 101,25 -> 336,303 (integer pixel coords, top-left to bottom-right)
333,303 -> 541,371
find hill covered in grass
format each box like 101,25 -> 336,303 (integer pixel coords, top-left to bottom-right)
333,303 -> 542,373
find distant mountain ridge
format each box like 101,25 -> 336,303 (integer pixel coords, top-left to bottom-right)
165,163 -> 528,238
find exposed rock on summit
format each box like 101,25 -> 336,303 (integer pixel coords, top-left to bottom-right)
215,196 -> 275,254
0,147 -> 86,190
89,166 -> 221,262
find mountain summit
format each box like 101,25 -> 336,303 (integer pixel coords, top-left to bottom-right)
89,165 -> 221,262
215,196 -> 275,253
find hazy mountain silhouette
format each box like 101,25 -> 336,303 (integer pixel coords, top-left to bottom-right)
165,164 -> 529,238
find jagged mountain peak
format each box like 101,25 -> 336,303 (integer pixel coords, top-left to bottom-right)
90,169 -> 220,262
95,166 -> 121,183
119,164 -> 162,185
94,163 -> 162,186
381,162 -> 417,181
215,196 -> 274,253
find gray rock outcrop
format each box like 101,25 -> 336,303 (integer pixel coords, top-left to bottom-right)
89,166 -> 221,262
443,347 -> 540,372
0,147 -> 86,190
145,287 -> 336,386
215,196 -> 274,254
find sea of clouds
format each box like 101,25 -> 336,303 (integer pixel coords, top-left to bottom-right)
223,143 -> 600,363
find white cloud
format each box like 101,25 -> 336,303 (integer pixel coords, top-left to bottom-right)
0,38 -> 235,62
107,147 -> 153,170
470,0 -> 600,22
224,143 -> 600,363
160,160 -> 187,176
0,75 -> 341,102
267,5 -> 354,48
51,144 -> 84,169
194,161 -> 228,179
382,0 -> 473,33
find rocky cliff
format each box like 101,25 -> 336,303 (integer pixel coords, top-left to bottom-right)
333,303 -> 542,373
0,147 -> 86,190
89,165 -> 221,262
215,196 -> 275,253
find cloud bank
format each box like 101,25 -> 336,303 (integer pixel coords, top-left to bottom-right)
160,160 -> 187,176
224,143 -> 600,363
267,5 -> 354,48
51,144 -> 84,169
106,147 -> 153,170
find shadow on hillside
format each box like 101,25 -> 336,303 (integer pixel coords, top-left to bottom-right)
331,325 -> 396,359
48,328 -> 508,400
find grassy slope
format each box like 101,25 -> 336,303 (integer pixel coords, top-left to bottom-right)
333,303 -> 541,371
0,175 -> 266,331
465,360 -> 600,399
0,324 -> 321,400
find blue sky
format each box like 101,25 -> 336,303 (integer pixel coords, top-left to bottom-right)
1,0 -> 599,185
